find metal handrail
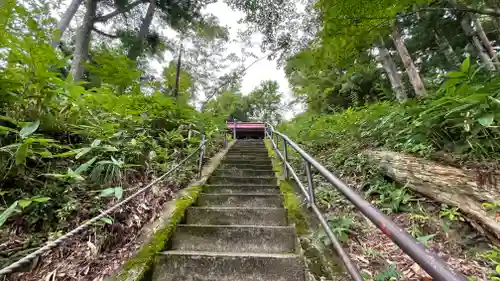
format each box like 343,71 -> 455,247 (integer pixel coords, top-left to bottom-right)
265,125 -> 467,281
0,135 -> 212,276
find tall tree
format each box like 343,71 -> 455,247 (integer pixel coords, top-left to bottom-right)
70,0 -> 98,81
391,26 -> 427,97
127,0 -> 157,61
51,0 -> 84,48
377,40 -> 407,101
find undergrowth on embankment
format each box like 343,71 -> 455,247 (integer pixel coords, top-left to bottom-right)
278,61 -> 499,280
0,5 -> 227,279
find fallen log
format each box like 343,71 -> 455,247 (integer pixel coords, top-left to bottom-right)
365,149 -> 500,244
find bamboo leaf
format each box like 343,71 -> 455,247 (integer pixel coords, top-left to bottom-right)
75,156 -> 98,174
19,120 -> 40,139
15,143 -> 29,165
478,114 -> 494,127
0,201 -> 19,227
114,187 -> 123,201
75,147 -> 92,159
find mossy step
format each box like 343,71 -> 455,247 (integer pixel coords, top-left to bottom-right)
185,207 -> 288,226
208,176 -> 277,185
213,169 -> 275,177
219,163 -> 273,170
170,224 -> 297,253
153,251 -> 305,281
226,150 -> 269,155
196,193 -> 283,208
204,184 -> 280,194
224,155 -> 270,161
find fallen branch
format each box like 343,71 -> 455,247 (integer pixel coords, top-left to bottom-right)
365,149 -> 500,245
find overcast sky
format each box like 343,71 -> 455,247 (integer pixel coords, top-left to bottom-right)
207,2 -> 303,119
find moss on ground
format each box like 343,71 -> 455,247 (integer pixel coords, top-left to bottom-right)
264,140 -> 309,235
115,185 -> 202,281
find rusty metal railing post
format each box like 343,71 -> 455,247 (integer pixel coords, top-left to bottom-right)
282,138 -> 289,179
272,130 -> 468,281
197,135 -> 206,179
304,160 -> 315,205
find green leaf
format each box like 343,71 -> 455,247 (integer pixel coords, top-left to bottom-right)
478,114 -> 494,127
75,147 -> 92,159
32,197 -> 51,203
461,56 -> 470,73
0,201 -> 19,227
100,217 -> 113,224
0,126 -> 18,133
99,188 -> 116,197
445,72 -> 466,78
114,187 -> 123,201
19,120 -> 40,139
18,199 -> 32,209
91,139 -> 101,148
496,264 -> 500,273
51,150 -> 77,158
75,156 -> 98,174
67,168 -> 85,181
489,96 -> 500,105
417,234 -> 436,248
25,138 -> 56,144
101,145 -> 118,152
0,116 -> 19,126
15,143 -> 29,165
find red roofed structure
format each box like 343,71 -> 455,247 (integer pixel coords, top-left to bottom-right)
226,121 -> 266,139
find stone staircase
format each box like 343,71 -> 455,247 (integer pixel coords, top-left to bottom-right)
153,139 -> 306,281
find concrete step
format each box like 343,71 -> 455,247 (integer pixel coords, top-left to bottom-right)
208,176 -> 276,185
170,225 -> 296,253
196,193 -> 283,208
204,184 -> 279,194
153,251 -> 305,281
185,207 -> 288,226
224,155 -> 270,162
227,151 -> 269,155
213,169 -> 275,177
226,150 -> 269,154
219,163 -> 273,170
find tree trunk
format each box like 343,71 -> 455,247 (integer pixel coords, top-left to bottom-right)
94,0 -> 146,22
51,0 -> 84,48
472,15 -> 499,65
459,16 -> 496,70
128,0 -> 157,61
366,149 -> 500,245
376,41 -> 407,101
433,28 -> 460,67
391,27 -> 427,98
70,0 -> 98,81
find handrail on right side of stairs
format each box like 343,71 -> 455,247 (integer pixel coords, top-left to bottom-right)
264,124 -> 468,281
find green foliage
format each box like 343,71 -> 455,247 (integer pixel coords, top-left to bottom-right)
99,187 -> 124,201
281,59 -> 500,162
416,233 -> 436,248
367,181 -> 414,213
480,247 -> 500,281
315,215 -> 354,244
439,205 -> 464,222
204,79 -> 285,124
373,264 -> 401,281
0,0 -> 227,238
483,201 -> 500,217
